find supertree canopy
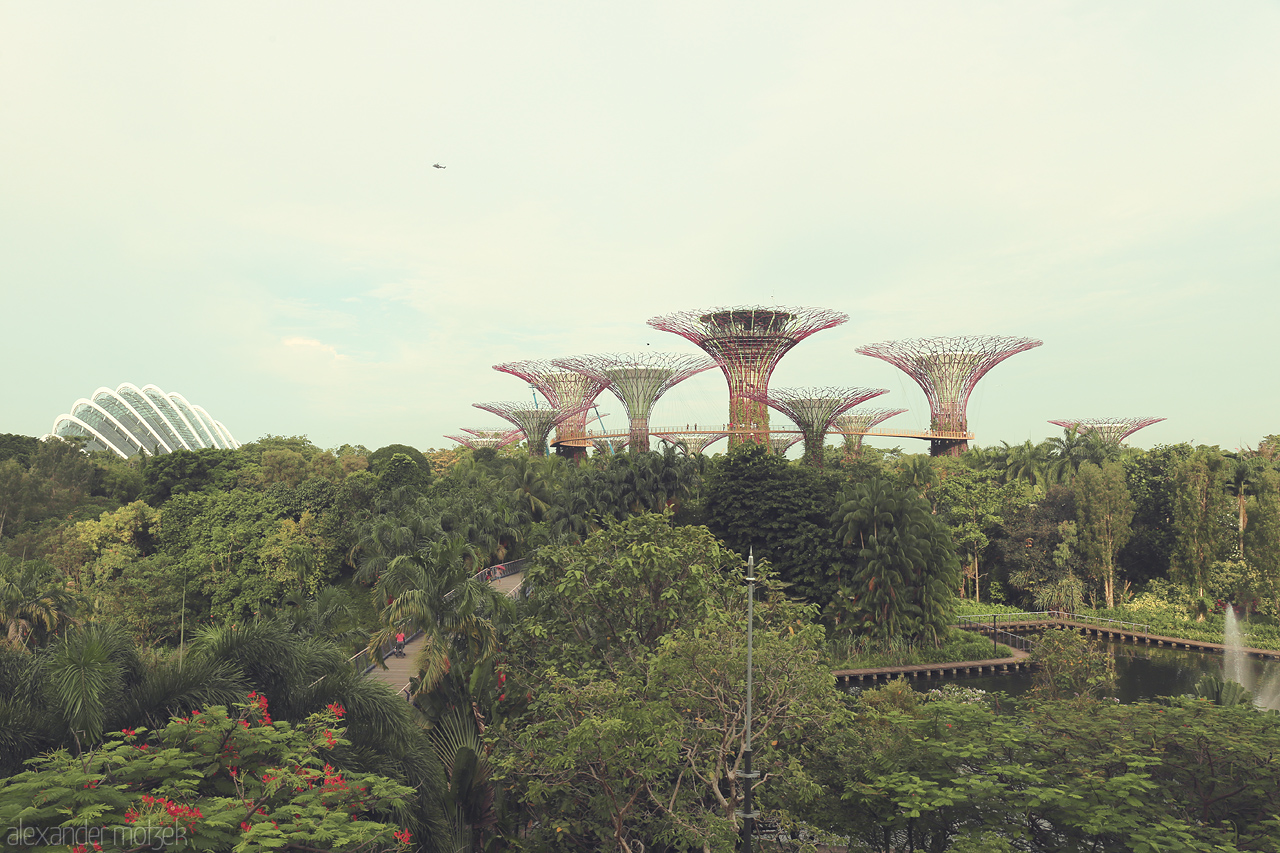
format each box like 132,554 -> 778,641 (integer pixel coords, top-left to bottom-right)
647,306 -> 848,447
472,402 -> 589,456
553,353 -> 714,453
749,386 -> 889,467
493,360 -> 610,455
856,335 -> 1042,456
767,433 -> 804,457
834,407 -> 908,456
1048,417 -> 1166,446
655,431 -> 729,456
446,427 -> 524,449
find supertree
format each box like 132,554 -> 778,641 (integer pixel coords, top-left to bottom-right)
493,360 -> 610,458
767,433 -> 804,457
1048,417 -> 1166,446
748,387 -> 889,468
834,407 -> 908,456
472,402 -> 590,456
856,335 -> 1042,456
647,306 -> 848,447
553,353 -> 714,453
655,431 -> 729,456
445,427 -> 524,449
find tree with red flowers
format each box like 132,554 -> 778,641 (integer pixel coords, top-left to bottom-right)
0,695 -> 419,852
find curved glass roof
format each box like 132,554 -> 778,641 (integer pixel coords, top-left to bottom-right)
47,383 -> 240,458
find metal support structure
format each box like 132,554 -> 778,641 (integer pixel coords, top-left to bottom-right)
493,360 -> 610,459
749,386 -> 889,468
472,401 -> 590,456
553,353 -> 714,453
856,335 -> 1042,456
655,431 -> 730,455
834,407 -> 908,456
446,427 -> 524,449
1047,417 -> 1166,446
648,306 -> 848,448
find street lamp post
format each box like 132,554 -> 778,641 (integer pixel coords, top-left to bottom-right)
737,549 -> 760,851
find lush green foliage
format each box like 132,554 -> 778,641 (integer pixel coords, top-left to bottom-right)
830,476 -> 960,646
0,698 -> 418,852
798,683 -> 1280,852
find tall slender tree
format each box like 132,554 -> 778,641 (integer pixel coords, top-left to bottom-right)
1074,462 -> 1135,608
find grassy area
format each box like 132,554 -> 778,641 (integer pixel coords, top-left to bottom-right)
826,629 -> 1014,671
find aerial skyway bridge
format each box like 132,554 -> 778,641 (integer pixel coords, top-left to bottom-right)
551,423 -> 974,448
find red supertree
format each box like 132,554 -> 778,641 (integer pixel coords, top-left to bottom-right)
553,353 -> 714,453
748,387 -> 889,468
647,306 -> 848,447
856,335 -> 1042,456
1048,417 -> 1166,446
834,408 -> 908,456
446,427 -> 524,449
472,402 -> 590,456
493,360 -> 610,458
654,431 -> 729,456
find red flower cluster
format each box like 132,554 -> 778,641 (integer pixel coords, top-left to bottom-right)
394,828 -> 413,845
327,702 -> 346,718
70,844 -> 102,852
247,691 -> 273,725
125,795 -> 203,831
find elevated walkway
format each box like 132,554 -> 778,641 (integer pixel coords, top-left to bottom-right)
553,424 -> 974,448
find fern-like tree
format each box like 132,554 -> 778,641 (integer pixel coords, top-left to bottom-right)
830,476 -> 960,647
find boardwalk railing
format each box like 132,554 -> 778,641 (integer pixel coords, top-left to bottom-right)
956,611 -> 1151,642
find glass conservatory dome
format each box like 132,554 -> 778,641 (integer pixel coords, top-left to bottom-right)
47,383 -> 240,458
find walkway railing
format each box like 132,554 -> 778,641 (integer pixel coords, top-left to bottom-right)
956,612 -> 1151,639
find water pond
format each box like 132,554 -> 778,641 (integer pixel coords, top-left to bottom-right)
912,639 -> 1280,706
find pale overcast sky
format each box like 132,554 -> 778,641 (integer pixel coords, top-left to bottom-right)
3,2 -> 1277,455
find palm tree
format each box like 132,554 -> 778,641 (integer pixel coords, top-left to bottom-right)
371,537 -> 515,703
896,455 -> 939,510
0,556 -> 80,650
1047,427 -> 1092,484
1006,440 -> 1051,492
1226,453 -> 1263,557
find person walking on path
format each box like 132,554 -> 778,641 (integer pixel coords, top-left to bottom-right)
395,631 -> 406,657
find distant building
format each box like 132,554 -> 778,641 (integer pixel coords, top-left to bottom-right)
47,382 -> 240,458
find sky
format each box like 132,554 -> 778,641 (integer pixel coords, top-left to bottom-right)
3,2 -> 1278,456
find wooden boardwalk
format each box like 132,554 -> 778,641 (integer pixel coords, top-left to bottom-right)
832,617 -> 1280,686
833,648 -> 1031,686
971,619 -> 1280,660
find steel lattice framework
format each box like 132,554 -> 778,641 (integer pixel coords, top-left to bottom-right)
856,335 -> 1042,456
1048,417 -> 1166,446
493,360 -> 610,453
767,433 -> 804,457
834,407 -> 908,456
647,306 -> 848,447
749,386 -> 889,467
472,402 -> 589,456
655,431 -> 729,456
446,427 -> 524,449
553,353 -> 714,453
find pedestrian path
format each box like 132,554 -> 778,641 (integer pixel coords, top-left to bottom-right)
364,561 -> 527,698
